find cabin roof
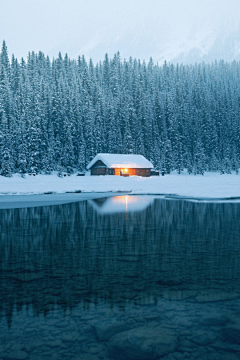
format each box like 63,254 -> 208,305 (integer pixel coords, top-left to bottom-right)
87,154 -> 154,170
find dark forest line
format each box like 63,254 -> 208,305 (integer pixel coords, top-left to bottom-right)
0,41 -> 239,176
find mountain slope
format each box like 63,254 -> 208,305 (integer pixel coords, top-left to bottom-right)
57,20 -> 240,65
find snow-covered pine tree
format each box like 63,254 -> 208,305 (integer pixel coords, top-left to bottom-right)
0,112 -> 13,176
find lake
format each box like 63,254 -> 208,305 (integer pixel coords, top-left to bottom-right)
0,195 -> 240,360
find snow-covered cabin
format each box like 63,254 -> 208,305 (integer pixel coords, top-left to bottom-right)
87,154 -> 153,177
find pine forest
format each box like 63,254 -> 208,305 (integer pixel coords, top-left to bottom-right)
0,40 -> 240,177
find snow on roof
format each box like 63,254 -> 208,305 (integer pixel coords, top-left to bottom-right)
87,154 -> 154,169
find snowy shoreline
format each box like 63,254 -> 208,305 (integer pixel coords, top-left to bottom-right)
0,171 -> 239,201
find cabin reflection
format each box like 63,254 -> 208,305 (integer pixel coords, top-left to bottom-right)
88,195 -> 154,214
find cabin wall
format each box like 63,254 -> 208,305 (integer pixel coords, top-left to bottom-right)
90,166 -> 151,177
91,168 -> 106,175
128,169 -> 136,176
135,169 -> 151,177
114,169 -> 121,176
113,168 -> 151,177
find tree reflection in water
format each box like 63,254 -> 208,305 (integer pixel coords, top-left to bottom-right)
1,196 -> 240,328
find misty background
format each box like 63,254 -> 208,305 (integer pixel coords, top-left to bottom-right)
1,0 -> 240,64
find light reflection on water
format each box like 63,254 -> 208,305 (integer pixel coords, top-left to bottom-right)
88,195 -> 154,214
0,196 -> 240,360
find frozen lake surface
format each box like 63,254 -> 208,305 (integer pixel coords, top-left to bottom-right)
0,196 -> 240,360
0,192 -> 240,211
0,193 -> 125,209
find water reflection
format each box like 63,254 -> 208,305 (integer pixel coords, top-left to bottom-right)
1,196 -> 240,360
1,196 -> 240,327
89,195 -> 154,214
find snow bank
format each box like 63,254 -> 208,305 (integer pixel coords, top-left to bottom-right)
0,171 -> 239,200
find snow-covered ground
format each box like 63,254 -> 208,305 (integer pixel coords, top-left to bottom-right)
0,171 -> 239,200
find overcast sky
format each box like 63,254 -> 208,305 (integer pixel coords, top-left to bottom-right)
1,0 -> 240,62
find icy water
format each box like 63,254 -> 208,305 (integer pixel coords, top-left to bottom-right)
1,196 -> 240,360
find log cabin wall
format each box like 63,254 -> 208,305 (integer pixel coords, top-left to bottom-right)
112,168 -> 134,176
91,160 -> 107,175
91,168 -> 106,175
114,169 -> 121,176
127,169 -> 136,176
113,168 -> 151,177
134,169 -> 151,177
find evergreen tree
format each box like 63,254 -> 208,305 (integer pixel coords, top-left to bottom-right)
123,119 -> 134,154
0,112 -> 13,176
